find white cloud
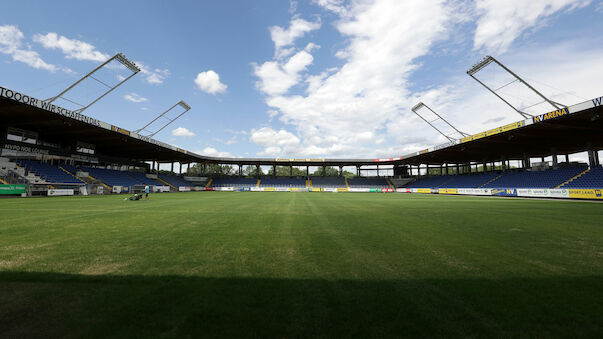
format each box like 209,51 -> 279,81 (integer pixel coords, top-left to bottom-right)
33,32 -> 110,62
194,70 -> 227,94
199,147 -> 232,157
473,0 -> 591,53
254,44 -> 316,96
172,127 -> 195,137
270,17 -> 321,58
253,0 -> 451,158
313,0 -> 348,16
123,93 -> 148,103
136,61 -> 170,85
0,25 -> 58,72
250,127 -> 302,155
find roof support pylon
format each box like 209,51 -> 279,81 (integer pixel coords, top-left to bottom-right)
411,102 -> 468,142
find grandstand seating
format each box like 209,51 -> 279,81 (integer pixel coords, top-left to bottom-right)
483,166 -> 586,189
211,177 -> 258,187
17,160 -> 84,184
158,174 -> 192,187
82,167 -> 160,187
310,176 -> 346,188
561,166 -> 603,188
348,177 -> 389,188
406,166 -> 590,189
259,177 -> 306,187
407,172 -> 501,188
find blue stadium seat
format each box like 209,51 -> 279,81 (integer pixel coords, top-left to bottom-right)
17,160 -> 84,184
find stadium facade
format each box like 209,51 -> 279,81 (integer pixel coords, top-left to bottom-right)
1,60 -> 602,199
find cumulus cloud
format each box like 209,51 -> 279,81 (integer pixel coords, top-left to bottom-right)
136,61 -> 170,85
253,45 -> 316,96
251,127 -> 300,147
473,0 -> 591,53
252,0 -> 451,157
172,127 -> 195,137
198,147 -> 232,157
123,93 -> 148,103
33,32 -> 109,62
194,70 -> 227,94
270,17 -> 321,58
0,25 -> 58,72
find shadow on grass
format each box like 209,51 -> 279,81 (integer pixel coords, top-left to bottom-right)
0,271 -> 601,338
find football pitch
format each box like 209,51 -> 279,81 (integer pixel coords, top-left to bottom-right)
1,192 -> 602,337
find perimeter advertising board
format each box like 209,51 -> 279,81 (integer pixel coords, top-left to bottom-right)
568,189 -> 603,200
0,184 -> 26,195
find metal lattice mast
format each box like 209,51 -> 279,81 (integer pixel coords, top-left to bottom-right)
467,55 -> 565,119
45,53 -> 140,114
135,101 -> 191,137
411,102 -> 468,142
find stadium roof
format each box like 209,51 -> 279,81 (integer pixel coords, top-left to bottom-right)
1,86 -> 602,167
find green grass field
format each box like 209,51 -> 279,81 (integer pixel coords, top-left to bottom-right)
1,192 -> 602,338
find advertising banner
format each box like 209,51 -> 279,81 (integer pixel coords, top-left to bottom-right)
47,189 -> 74,196
275,187 -> 289,192
323,188 -> 338,192
337,188 -> 349,192
533,107 -> 569,123
179,186 -> 191,192
350,188 -> 371,192
568,189 -> 603,200
309,187 -> 322,192
112,186 -> 123,194
491,188 -> 518,197
439,188 -> 458,195
382,188 -> 394,193
416,188 -> 431,194
369,188 -> 381,193
0,184 -> 26,195
202,187 -> 215,191
250,187 -> 262,192
153,186 -> 170,193
215,187 -> 234,191
263,187 -> 276,192
457,188 -> 491,196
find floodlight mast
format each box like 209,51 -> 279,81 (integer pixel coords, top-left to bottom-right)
467,56 -> 565,119
45,53 -> 140,114
411,102 -> 468,142
135,101 -> 191,137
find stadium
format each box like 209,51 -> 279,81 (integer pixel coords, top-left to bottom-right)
2,2 -> 603,338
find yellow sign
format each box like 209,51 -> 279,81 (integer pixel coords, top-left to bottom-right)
533,107 -> 569,123
472,132 -> 486,140
439,188 -> 458,194
337,188 -> 349,192
416,188 -> 432,194
461,136 -> 473,143
568,189 -> 603,200
289,188 -> 300,192
501,121 -> 524,132
263,187 -> 276,192
111,126 -> 130,136
275,158 -> 325,162
486,127 -> 502,136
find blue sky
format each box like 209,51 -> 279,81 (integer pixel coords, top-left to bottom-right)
1,0 -> 603,161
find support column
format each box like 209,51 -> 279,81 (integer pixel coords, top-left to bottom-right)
483,161 -> 487,173
187,163 -> 190,174
523,153 -> 531,169
179,163 -> 183,174
171,162 -> 174,173
256,164 -> 261,178
306,166 -> 309,178
565,154 -> 570,163
290,166 -> 293,176
322,166 -> 326,177
239,164 -> 243,176
272,165 -> 277,177
339,166 -> 343,177
357,166 -> 361,177
377,165 -> 380,177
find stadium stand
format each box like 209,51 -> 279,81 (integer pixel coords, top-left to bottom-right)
483,166 -> 586,189
561,166 -> 603,188
210,177 -> 258,187
126,171 -> 162,186
259,177 -> 306,188
348,177 -> 390,188
158,174 -> 192,187
310,176 -> 346,188
405,173 -> 499,188
82,167 -> 143,188
16,160 -> 84,184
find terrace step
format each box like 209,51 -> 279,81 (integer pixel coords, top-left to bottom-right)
479,174 -> 502,188
557,168 -> 590,188
156,177 -> 176,190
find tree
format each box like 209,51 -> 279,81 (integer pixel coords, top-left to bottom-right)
267,166 -> 306,176
186,163 -> 234,177
243,165 -> 264,177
